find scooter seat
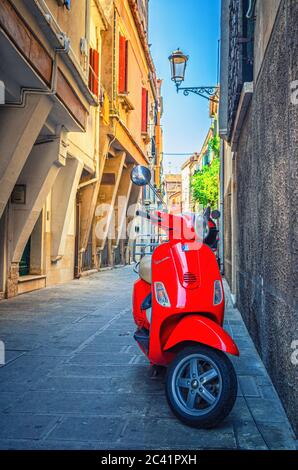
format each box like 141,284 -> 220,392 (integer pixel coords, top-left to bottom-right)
139,255 -> 152,284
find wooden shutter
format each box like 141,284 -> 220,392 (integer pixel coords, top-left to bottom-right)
92,49 -> 99,96
141,87 -> 148,133
88,48 -> 94,91
119,34 -> 126,93
125,40 -> 128,92
89,48 -> 99,96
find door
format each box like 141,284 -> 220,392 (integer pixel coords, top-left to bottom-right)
19,237 -> 31,276
82,228 -> 93,271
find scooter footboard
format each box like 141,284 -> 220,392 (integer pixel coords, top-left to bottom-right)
163,315 -> 239,356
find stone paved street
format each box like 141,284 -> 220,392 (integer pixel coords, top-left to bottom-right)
0,267 -> 296,450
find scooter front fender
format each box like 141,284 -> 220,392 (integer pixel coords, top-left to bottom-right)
163,315 -> 239,356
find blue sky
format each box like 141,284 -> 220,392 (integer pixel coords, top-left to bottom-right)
149,0 -> 220,173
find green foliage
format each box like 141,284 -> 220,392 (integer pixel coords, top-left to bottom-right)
209,135 -> 220,158
192,157 -> 220,208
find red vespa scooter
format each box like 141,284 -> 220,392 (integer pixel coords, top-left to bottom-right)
131,166 -> 239,428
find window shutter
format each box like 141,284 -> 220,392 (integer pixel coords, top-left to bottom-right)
93,49 -> 99,96
119,34 -> 126,93
125,40 -> 129,92
88,48 -> 100,96
141,87 -> 148,133
88,48 -> 94,91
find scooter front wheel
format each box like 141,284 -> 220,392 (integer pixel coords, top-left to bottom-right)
165,345 -> 237,428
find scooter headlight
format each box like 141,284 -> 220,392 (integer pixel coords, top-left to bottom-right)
213,280 -> 223,305
194,214 -> 209,244
154,282 -> 171,307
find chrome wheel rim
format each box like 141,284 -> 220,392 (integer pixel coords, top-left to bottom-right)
171,353 -> 222,416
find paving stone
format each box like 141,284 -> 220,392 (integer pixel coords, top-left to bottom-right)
238,376 -> 261,397
0,356 -> 66,391
0,267 -> 295,449
226,397 -> 252,423
259,385 -> 281,400
257,422 -> 296,450
121,418 -> 237,449
0,350 -> 25,366
0,392 -> 27,412
67,353 -> 145,366
25,346 -> 78,357
0,414 -> 59,439
11,390 -> 151,416
230,354 -> 267,376
233,421 -> 268,450
246,398 -> 289,424
47,416 -> 125,442
80,342 -> 140,354
50,364 -> 149,379
31,375 -> 164,394
0,439 -> 98,450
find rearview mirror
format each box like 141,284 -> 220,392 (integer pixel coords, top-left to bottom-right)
211,210 -> 221,220
130,165 -> 151,186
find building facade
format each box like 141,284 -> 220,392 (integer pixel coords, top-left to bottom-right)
94,0 -> 160,267
0,0 -> 161,298
163,173 -> 182,214
181,98 -> 219,215
219,0 -> 298,434
181,154 -> 198,213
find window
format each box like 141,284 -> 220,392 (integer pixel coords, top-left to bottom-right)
89,48 -> 99,97
118,34 -> 128,93
141,87 -> 148,134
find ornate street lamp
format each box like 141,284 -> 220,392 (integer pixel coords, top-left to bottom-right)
168,49 -> 189,86
168,48 -> 219,103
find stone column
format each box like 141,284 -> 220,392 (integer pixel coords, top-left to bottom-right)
0,95 -> 53,218
6,132 -> 67,296
51,157 -> 83,262
95,151 -> 126,263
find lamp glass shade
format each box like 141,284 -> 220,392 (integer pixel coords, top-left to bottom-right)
168,49 -> 188,84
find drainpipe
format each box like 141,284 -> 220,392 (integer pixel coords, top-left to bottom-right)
219,139 -> 224,275
246,0 -> 257,19
1,38 -> 69,108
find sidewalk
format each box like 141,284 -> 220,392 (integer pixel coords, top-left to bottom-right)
0,266 -> 296,450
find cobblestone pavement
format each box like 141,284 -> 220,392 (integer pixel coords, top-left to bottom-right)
0,267 -> 296,450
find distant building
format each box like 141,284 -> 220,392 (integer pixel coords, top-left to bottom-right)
164,174 -> 182,214
181,154 -> 199,213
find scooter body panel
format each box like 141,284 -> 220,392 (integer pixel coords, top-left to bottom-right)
163,315 -> 239,356
147,240 -> 227,365
132,278 -> 151,331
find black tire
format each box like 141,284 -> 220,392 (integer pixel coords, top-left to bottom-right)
165,345 -> 237,428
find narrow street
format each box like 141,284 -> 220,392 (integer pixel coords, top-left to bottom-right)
0,267 -> 296,450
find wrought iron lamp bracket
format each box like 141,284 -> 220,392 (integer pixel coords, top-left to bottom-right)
176,84 -> 219,103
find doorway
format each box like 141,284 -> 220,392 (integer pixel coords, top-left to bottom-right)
19,237 -> 31,276
18,211 -> 44,277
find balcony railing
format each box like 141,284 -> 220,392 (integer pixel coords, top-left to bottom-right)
227,0 -> 254,141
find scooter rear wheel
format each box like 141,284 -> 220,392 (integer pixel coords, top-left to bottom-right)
165,345 -> 237,428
